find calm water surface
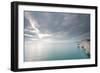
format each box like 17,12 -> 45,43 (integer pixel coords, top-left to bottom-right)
24,39 -> 89,62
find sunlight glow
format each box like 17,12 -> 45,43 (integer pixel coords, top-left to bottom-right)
29,17 -> 52,39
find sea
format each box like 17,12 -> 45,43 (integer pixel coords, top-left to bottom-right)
24,39 -> 89,62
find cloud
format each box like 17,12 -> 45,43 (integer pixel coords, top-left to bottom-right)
24,11 -> 90,41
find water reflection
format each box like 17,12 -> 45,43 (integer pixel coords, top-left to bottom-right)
24,38 -> 89,62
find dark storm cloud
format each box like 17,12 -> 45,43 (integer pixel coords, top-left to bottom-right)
24,11 -> 90,41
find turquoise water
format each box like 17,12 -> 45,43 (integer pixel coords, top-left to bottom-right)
24,40 -> 89,61
46,47 -> 89,60
42,43 -> 89,60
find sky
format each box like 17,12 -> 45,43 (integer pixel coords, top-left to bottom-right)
24,11 -> 90,43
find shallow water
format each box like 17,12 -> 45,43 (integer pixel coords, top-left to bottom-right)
24,39 -> 89,62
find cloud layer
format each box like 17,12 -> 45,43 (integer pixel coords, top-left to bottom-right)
24,11 -> 90,42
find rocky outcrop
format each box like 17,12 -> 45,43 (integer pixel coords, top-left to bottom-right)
77,39 -> 90,57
